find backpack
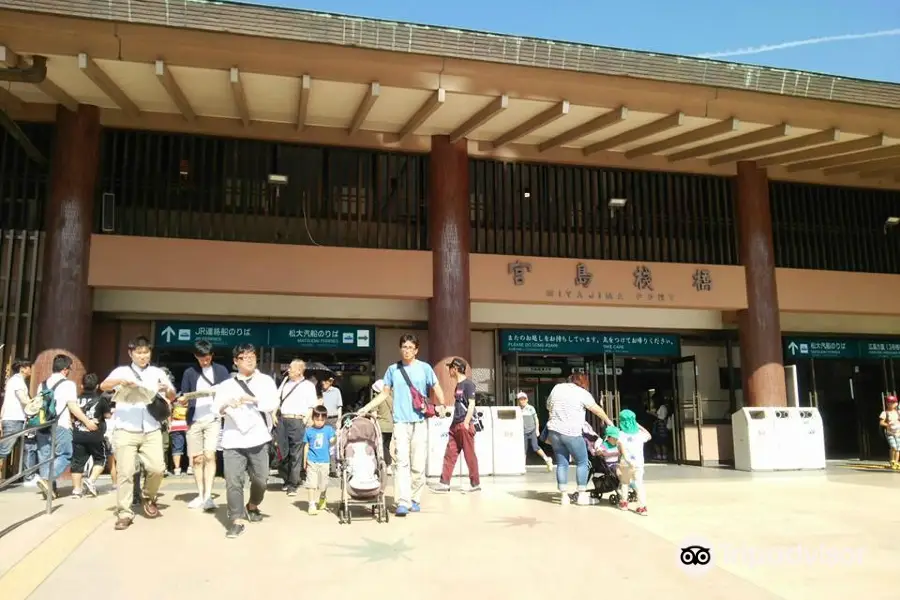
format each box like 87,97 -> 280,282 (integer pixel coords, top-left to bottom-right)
25,379 -> 65,428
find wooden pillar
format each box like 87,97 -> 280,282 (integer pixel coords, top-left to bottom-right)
428,135 -> 471,396
35,105 -> 101,368
735,161 -> 786,407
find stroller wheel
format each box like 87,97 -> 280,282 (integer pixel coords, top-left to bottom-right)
608,494 -> 619,506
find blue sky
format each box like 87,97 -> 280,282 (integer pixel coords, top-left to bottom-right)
248,0 -> 900,83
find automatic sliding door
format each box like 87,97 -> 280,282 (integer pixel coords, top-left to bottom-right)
671,356 -> 701,464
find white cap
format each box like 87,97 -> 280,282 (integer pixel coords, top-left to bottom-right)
515,391 -> 528,399
372,379 -> 384,394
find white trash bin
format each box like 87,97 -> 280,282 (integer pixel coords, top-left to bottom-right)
732,407 -> 778,472
491,406 -> 526,476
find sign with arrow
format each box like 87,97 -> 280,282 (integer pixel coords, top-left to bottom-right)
783,336 -> 900,360
155,321 -> 268,349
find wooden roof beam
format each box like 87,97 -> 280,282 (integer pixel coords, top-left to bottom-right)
229,67 -> 250,126
349,81 -> 380,135
668,123 -> 789,163
788,143 -> 900,173
393,88 -> 445,142
538,106 -> 627,152
79,53 -> 139,117
625,117 -> 738,159
155,60 -> 195,123
488,100 -> 569,150
823,156 -> 900,176
708,128 -> 840,166
450,95 -> 508,143
296,74 -> 311,132
584,111 -> 683,156
756,134 -> 885,168
2,45 -> 76,111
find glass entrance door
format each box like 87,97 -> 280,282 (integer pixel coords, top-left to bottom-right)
670,356 -> 702,465
854,359 -> 899,461
589,355 -> 619,430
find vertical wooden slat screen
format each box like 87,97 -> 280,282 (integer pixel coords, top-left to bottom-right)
96,129 -> 429,250
469,159 -> 740,265
0,230 -> 42,372
0,124 -> 52,231
770,181 -> 900,273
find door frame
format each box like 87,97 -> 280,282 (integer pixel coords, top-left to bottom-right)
669,355 -> 702,465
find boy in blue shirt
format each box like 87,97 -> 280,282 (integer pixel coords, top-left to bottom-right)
303,405 -> 336,515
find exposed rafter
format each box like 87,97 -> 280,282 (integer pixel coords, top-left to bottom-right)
449,95 -> 508,143
78,53 -> 139,117
708,128 -> 840,166
539,106 -> 627,153
393,88 -> 444,142
787,143 -> 900,173
823,156 -> 900,176
349,81 -> 380,135
668,123 -> 789,163
2,45 -> 76,111
755,134 -> 885,168
229,67 -> 250,126
625,117 -> 738,159
487,100 -> 569,150
155,60 -> 195,123
296,74 -> 311,131
584,111 -> 683,156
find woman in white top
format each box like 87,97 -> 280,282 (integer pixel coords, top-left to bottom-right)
545,373 -> 612,506
879,395 -> 900,470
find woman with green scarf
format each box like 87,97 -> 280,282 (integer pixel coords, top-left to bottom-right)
616,409 -> 651,515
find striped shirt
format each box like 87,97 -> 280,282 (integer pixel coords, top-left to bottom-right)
545,383 -> 597,437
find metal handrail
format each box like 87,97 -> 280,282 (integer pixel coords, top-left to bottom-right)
0,418 -> 59,515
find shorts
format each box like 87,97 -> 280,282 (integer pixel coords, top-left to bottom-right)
524,430 -> 540,453
72,439 -> 106,473
170,430 -> 187,456
887,434 -> 900,450
304,462 -> 329,490
187,419 -> 221,457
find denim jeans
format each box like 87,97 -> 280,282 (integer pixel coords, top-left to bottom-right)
548,429 -> 589,491
0,420 -> 25,458
37,426 -> 73,480
24,435 -> 38,479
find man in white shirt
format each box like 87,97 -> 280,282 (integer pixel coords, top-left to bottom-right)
276,359 -> 317,496
34,354 -> 77,500
0,358 -> 32,483
214,343 -> 278,539
178,340 -> 230,511
100,336 -> 175,531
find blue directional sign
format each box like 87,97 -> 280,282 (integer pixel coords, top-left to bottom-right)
784,336 -> 900,360
500,329 -> 681,357
268,324 -> 374,351
155,321 -> 268,349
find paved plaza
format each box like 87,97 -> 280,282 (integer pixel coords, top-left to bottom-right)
0,463 -> 897,600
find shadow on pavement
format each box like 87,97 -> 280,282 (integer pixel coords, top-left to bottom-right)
0,504 -> 61,540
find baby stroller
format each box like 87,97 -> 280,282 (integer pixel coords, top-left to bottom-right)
583,423 -> 638,506
336,413 -> 389,524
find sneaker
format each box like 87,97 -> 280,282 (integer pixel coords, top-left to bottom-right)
83,479 -> 98,497
464,484 -> 482,493
226,523 -> 245,539
430,482 -> 451,493
286,488 -> 298,497
71,490 -> 83,499
281,484 -> 290,492
576,492 -> 591,506
636,506 -> 648,516
187,466 -> 194,476
316,496 -> 327,511
246,505 -> 263,523
410,501 -> 421,513
36,478 -> 56,500
307,505 -> 319,516
23,478 -> 38,488
203,498 -> 216,512
188,496 -> 205,510
560,492 -> 570,506
395,505 -> 409,517
619,500 -> 629,511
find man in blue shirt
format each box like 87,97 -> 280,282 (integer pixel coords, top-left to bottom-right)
359,333 -> 446,517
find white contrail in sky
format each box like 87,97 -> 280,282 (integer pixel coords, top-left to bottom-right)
698,28 -> 900,58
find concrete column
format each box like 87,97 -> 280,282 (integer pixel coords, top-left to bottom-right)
428,135 -> 471,395
735,161 -> 786,407
35,105 -> 101,367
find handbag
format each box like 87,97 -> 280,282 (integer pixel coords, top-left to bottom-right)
396,361 -> 436,418
129,366 -> 171,422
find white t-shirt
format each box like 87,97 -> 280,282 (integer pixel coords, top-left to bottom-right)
192,365 -> 217,424
42,373 -> 76,430
545,382 -> 598,437
322,386 -> 343,417
619,429 -> 652,468
279,378 -> 317,416
1,373 -> 28,422
214,370 -> 278,449
880,410 -> 900,434
105,364 -> 175,434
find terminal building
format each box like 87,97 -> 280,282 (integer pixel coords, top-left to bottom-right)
2,0 -> 900,466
